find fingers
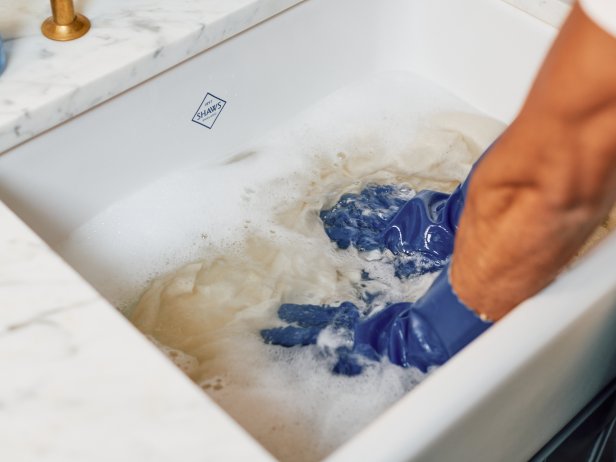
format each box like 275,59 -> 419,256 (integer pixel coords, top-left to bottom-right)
332,347 -> 364,376
330,302 -> 360,330
277,303 -> 340,328
320,184 -> 411,253
260,326 -> 321,347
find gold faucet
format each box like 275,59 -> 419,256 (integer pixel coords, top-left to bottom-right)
41,0 -> 90,41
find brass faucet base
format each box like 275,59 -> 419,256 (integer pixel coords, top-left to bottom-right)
42,13 -> 90,41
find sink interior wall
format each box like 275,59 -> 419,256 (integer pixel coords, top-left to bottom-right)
0,0 -> 554,246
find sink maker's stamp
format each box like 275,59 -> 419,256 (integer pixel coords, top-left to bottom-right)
192,93 -> 227,129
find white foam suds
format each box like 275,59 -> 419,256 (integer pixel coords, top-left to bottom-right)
58,71 -> 507,462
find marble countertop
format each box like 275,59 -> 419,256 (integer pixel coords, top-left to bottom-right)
0,201 -> 273,462
0,0 -> 302,153
0,0 -> 571,461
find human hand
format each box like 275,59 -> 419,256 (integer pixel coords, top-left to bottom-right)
261,264 -> 492,376
320,183 -> 467,278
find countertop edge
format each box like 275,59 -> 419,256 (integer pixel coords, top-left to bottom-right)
0,0 -> 305,154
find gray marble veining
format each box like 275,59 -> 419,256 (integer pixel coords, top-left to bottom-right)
0,201 -> 273,461
0,0 -> 303,153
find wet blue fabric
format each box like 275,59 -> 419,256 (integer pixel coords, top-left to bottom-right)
261,302 -> 360,347
321,183 -> 466,278
319,184 -> 413,252
261,264 -> 492,375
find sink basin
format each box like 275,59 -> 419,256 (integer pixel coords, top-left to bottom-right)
2,0 -> 616,460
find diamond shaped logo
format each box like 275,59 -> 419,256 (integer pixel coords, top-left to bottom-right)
192,93 -> 227,129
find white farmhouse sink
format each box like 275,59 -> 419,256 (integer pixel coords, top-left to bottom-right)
2,0 -> 616,461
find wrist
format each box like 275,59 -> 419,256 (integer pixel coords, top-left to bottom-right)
415,264 -> 492,357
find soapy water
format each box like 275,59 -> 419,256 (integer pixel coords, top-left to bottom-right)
57,70 -> 616,461
59,71 -> 511,461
